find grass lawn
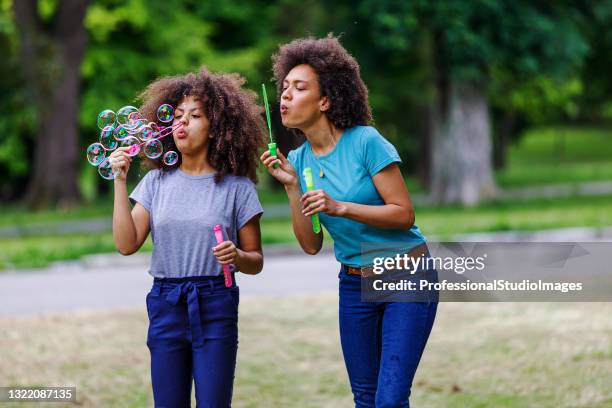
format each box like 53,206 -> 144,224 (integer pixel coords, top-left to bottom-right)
3,194 -> 612,270
0,296 -> 610,407
497,126 -> 612,188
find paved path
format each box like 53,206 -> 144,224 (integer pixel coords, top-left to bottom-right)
3,226 -> 612,316
0,253 -> 339,316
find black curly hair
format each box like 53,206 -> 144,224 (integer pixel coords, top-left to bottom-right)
271,34 -> 372,134
137,66 -> 266,183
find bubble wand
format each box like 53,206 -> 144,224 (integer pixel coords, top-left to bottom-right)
262,84 -> 279,168
302,167 -> 321,234
108,122 -> 183,172
124,122 -> 184,156
214,225 -> 233,288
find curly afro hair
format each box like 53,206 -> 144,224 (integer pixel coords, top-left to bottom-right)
137,66 -> 266,183
272,34 -> 372,133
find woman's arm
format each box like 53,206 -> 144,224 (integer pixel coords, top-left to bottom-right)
301,164 -> 415,230
213,216 -> 264,275
261,150 -> 323,255
286,183 -> 323,254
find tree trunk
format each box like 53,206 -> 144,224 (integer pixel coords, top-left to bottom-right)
430,81 -> 497,205
493,110 -> 516,170
13,0 -> 90,209
417,105 -> 432,188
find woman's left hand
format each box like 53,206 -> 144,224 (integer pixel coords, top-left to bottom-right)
300,189 -> 346,217
213,241 -> 239,265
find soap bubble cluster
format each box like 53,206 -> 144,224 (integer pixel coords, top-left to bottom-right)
86,105 -> 180,180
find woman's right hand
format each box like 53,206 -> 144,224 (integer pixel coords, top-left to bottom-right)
260,149 -> 298,187
108,147 -> 133,182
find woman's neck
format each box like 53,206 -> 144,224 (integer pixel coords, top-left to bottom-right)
302,118 -> 343,156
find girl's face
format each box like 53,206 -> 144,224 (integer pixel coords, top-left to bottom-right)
280,64 -> 330,130
172,95 -> 211,155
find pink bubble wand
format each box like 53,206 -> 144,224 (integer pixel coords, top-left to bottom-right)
126,122 -> 184,155
214,224 -> 233,288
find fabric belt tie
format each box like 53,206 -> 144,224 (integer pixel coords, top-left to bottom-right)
164,282 -> 205,347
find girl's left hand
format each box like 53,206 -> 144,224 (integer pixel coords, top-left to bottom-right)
300,189 -> 346,217
213,241 -> 238,265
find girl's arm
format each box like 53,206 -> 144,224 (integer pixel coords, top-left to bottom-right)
110,147 -> 151,255
301,164 -> 415,230
213,216 -> 264,275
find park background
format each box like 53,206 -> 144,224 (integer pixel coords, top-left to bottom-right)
0,0 -> 611,407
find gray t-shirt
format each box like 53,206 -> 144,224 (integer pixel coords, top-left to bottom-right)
129,168 -> 263,278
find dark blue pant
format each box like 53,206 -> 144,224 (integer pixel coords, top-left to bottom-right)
146,276 -> 239,408
339,267 -> 438,408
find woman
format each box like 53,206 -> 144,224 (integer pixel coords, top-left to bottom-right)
110,67 -> 265,407
261,36 -> 437,408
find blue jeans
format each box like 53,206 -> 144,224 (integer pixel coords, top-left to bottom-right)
339,267 -> 438,408
146,276 -> 239,408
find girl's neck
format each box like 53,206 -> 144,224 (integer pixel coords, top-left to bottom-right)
179,151 -> 216,175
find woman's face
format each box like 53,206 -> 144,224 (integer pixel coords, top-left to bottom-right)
172,95 -> 211,155
280,64 -> 329,129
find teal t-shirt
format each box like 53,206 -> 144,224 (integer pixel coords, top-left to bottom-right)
287,125 -> 426,267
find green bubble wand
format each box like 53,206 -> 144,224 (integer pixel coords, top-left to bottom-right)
262,84 -> 279,168
302,167 -> 321,234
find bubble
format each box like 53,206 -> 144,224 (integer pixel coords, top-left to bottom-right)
117,106 -> 140,125
121,136 -> 141,156
86,143 -> 106,166
123,119 -> 146,133
125,122 -> 144,134
98,158 -> 117,180
144,139 -> 163,159
140,124 -> 157,141
128,111 -> 144,122
126,112 -> 146,134
157,104 -> 174,123
99,125 -> 118,150
114,124 -> 131,141
163,150 -> 179,166
97,109 -> 116,129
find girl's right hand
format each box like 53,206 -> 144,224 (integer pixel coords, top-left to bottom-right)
260,149 -> 298,187
108,147 -> 132,182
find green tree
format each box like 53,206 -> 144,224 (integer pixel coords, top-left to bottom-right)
0,0 -> 34,201
80,0 -> 272,196
360,0 -> 588,205
13,0 -> 90,208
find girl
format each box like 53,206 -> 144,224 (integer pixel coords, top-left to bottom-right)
261,36 -> 437,408
110,67 -> 265,407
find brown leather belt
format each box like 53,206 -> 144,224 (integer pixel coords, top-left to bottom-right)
343,243 -> 429,278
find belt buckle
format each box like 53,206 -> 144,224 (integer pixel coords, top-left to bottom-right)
360,266 -> 375,278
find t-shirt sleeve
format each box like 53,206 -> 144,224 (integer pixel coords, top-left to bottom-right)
287,149 -> 299,171
361,128 -> 402,176
235,180 -> 264,230
129,170 -> 156,211
287,149 -> 305,193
